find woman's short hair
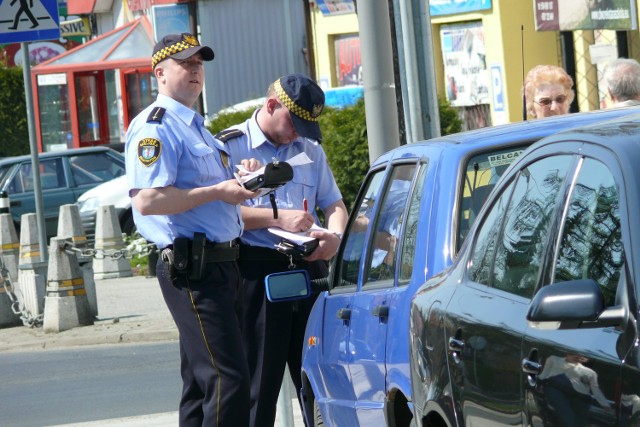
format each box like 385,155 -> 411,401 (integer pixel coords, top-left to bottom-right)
522,65 -> 575,118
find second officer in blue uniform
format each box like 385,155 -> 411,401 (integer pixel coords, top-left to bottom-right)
217,73 -> 348,427
125,33 -> 258,427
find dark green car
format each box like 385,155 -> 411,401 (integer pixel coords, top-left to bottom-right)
0,146 -> 126,238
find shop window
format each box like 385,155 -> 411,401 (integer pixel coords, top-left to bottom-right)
37,74 -> 72,152
334,34 -> 362,87
76,74 -> 102,144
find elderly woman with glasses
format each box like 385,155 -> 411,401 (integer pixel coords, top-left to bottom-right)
523,64 -> 575,119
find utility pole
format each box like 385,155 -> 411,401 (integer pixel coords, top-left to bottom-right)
392,0 -> 440,142
356,0 -> 401,164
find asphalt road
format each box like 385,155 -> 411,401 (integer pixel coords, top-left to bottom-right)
1,342 -> 181,427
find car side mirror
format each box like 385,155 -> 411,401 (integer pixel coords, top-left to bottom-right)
527,279 -> 625,329
264,270 -> 311,302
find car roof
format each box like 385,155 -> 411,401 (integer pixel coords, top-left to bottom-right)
0,146 -> 116,167
371,107 -> 640,166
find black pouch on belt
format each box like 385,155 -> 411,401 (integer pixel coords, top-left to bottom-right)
172,237 -> 191,278
189,232 -> 206,281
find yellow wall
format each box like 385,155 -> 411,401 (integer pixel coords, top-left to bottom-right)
309,1 -> 637,124
310,10 -> 359,89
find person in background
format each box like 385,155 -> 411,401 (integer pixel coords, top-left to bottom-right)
523,64 -> 575,119
603,58 -> 640,107
125,32 -> 258,427
216,73 -> 348,427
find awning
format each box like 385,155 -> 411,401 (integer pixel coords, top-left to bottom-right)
68,0 -> 115,14
32,16 -> 153,74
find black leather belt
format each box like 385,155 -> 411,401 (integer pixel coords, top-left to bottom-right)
165,239 -> 239,263
203,240 -> 239,263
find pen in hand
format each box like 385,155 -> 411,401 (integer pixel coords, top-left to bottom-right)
303,198 -> 308,213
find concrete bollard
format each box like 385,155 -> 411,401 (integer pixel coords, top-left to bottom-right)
17,213 -> 47,317
93,205 -> 132,279
43,238 -> 94,333
0,262 -> 21,328
57,204 -> 97,317
0,191 -> 10,214
0,213 -> 20,284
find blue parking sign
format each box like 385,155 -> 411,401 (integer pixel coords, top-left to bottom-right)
0,0 -> 60,44
491,64 -> 504,112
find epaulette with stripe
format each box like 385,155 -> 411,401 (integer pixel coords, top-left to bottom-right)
215,128 -> 245,143
147,107 -> 166,124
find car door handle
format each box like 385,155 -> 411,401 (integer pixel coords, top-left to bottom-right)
448,337 -> 465,352
521,358 -> 542,375
337,308 -> 351,320
371,305 -> 389,318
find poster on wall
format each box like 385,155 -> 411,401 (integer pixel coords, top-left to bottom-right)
430,0 -> 492,17
334,34 -> 362,86
317,0 -> 355,16
152,3 -> 191,41
440,21 -> 489,107
534,0 -> 637,31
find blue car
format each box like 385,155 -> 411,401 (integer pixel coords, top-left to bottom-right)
291,107 -> 640,427
409,112 -> 640,426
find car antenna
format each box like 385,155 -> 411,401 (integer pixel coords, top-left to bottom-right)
521,25 -> 527,121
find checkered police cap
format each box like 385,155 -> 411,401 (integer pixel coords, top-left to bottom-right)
152,33 -> 214,69
274,73 -> 325,141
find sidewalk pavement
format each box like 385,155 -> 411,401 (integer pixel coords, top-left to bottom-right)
0,274 -> 178,353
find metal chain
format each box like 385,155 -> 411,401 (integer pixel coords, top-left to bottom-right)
0,239 -> 158,328
62,241 -> 158,260
0,263 -> 43,328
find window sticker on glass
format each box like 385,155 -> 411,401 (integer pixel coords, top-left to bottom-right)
488,150 -> 523,168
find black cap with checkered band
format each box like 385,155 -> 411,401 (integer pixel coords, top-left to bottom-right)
274,73 -> 325,141
152,33 -> 214,70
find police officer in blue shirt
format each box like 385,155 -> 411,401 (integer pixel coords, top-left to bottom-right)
125,33 -> 258,427
216,73 -> 348,427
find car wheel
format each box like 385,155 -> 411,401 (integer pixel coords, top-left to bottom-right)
313,398 -> 324,427
121,209 -> 136,235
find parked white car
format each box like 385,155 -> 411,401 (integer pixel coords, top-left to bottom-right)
77,175 -> 134,237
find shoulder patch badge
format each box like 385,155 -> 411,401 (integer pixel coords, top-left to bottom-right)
215,128 -> 245,143
138,138 -> 161,166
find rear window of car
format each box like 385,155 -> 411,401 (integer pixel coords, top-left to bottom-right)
70,152 -> 125,184
458,146 -> 526,250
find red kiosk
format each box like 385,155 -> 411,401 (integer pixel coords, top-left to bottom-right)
31,16 -> 154,152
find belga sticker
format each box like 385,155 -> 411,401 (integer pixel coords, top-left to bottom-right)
488,150 -> 523,168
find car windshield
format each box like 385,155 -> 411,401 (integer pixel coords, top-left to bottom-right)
458,145 -> 526,249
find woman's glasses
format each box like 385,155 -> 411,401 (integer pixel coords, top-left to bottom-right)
535,95 -> 568,107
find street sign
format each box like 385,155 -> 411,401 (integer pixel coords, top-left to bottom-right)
0,0 -> 60,44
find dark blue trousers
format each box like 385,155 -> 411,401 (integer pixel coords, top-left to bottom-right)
157,257 -> 250,427
239,246 -> 328,427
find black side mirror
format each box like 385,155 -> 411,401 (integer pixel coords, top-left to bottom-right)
265,270 -> 311,302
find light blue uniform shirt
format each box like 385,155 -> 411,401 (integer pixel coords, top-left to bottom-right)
125,94 -> 243,248
222,111 -> 342,249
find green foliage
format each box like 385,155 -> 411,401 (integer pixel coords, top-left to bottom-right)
208,109 -> 256,136
439,96 -> 462,136
206,96 -> 461,213
0,67 -> 30,157
318,99 -> 369,211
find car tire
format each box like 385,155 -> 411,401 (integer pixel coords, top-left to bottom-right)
313,398 -> 324,427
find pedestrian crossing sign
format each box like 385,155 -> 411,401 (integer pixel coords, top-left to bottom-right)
0,0 -> 60,44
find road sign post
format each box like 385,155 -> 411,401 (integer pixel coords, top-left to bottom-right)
1,0 -> 61,260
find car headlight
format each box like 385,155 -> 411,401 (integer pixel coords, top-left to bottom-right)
78,197 -> 100,213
